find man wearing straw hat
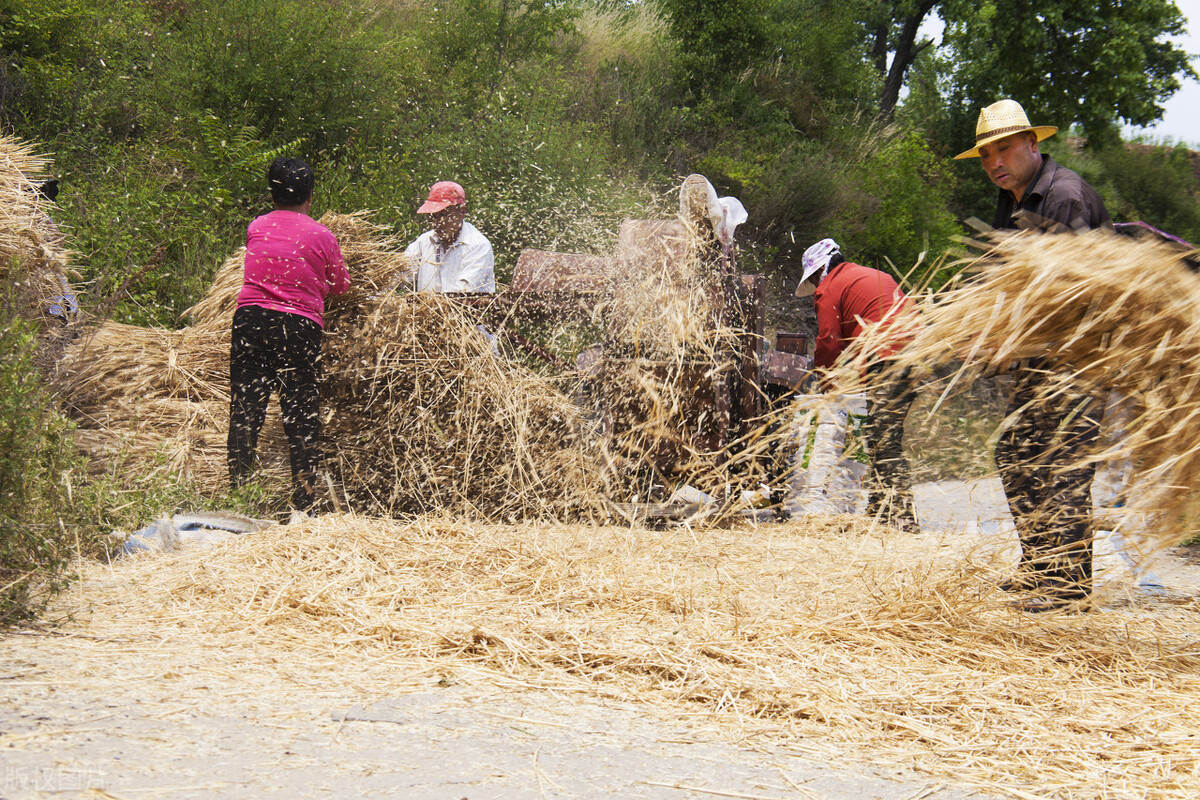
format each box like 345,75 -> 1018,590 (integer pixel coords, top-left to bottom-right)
797,238 -> 919,532
955,99 -> 1110,233
956,99 -> 1110,612
404,181 -> 496,294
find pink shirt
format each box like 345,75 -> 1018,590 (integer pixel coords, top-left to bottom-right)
236,210 -> 349,327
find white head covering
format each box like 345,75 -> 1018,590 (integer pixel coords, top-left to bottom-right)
679,174 -> 747,247
795,238 -> 840,298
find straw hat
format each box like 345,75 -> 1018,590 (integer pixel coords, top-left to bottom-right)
953,100 -> 1058,160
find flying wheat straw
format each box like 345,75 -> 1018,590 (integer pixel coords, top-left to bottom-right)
831,228 -> 1200,549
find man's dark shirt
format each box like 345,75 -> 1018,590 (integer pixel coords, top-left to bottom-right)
992,155 -> 1111,232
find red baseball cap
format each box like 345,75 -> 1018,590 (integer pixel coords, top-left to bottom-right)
417,181 -> 467,214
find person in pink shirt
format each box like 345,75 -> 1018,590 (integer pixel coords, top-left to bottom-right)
227,157 -> 349,512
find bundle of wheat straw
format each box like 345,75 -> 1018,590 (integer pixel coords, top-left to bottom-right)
59,322 -> 228,409
57,319 -> 293,490
833,228 -> 1200,544
51,513 -> 1200,799
0,135 -> 80,368
318,291 -> 609,519
587,214 -> 785,499
0,135 -> 52,266
602,218 -> 725,358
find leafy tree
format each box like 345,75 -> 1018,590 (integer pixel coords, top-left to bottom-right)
866,0 -> 940,118
657,0 -> 770,98
756,0 -> 883,132
1095,142 -> 1200,243
879,0 -> 1194,136
936,0 -> 1195,140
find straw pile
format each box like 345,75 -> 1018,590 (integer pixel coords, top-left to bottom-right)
58,200 -> 799,517
59,211 -> 610,518
832,228 -> 1200,546
54,320 -> 273,490
318,292 -> 606,518
0,135 -> 78,366
52,514 -> 1200,798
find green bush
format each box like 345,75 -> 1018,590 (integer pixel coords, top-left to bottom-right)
0,0 -> 153,137
54,139 -> 240,327
1096,141 -> 1200,244
657,0 -> 769,99
426,0 -> 577,101
144,0 -> 390,153
0,268 -> 286,627
563,2 -> 681,167
833,129 -> 960,288
52,117 -> 303,328
0,290 -> 83,625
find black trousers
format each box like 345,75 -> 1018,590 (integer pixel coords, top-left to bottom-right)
863,361 -> 917,522
994,362 -> 1100,600
227,305 -> 323,510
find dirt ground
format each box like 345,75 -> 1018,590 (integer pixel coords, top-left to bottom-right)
2,478 -> 1198,800
0,657 -> 996,800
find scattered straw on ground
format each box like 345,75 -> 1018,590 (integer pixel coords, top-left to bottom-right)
27,514 -> 1200,799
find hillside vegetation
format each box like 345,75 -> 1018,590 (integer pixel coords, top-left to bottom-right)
2,0 -> 1195,325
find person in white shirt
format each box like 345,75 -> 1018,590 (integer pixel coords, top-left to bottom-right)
403,181 -> 495,293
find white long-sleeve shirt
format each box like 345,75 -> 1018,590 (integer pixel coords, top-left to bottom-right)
403,220 -> 496,293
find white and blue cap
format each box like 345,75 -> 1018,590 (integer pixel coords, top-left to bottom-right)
796,238 -> 840,297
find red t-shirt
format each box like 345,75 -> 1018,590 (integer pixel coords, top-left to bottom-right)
236,210 -> 349,327
813,262 -> 913,368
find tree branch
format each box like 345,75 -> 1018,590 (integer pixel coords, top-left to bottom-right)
879,0 -> 939,118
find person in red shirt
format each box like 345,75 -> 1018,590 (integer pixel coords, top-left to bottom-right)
797,238 -> 918,530
228,157 -> 349,513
